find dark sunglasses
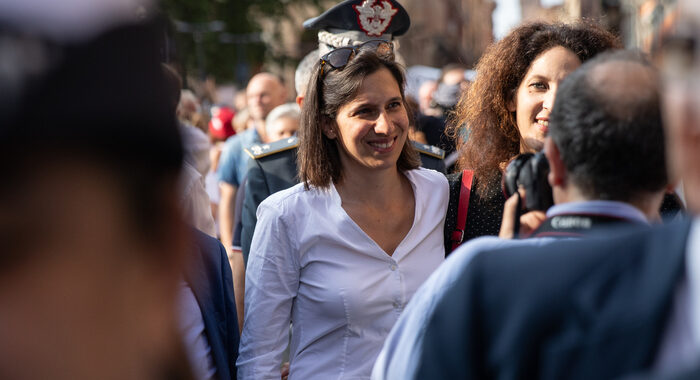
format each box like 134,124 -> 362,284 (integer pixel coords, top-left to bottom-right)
319,39 -> 394,76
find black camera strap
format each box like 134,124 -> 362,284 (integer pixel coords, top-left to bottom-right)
529,213 -> 646,238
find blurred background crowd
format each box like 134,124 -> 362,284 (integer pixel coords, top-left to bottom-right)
1,0 -> 694,379
164,0 -> 676,128
168,0 -> 680,235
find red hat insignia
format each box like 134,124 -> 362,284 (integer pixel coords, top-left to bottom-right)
353,0 -> 398,37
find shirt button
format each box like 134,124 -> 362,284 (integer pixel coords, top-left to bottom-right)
390,264 -> 397,271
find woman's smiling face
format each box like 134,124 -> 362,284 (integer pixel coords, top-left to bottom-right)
327,67 -> 408,174
509,45 -> 582,152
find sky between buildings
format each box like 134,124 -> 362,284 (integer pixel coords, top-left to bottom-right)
493,0 -> 565,39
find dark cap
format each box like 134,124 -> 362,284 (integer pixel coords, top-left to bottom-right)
304,0 -> 410,42
0,17 -> 183,170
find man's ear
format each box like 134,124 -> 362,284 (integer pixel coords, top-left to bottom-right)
544,137 -> 566,187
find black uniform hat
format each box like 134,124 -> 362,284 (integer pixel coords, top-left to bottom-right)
303,0 -> 410,55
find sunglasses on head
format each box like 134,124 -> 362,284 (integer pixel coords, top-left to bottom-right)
319,39 -> 394,76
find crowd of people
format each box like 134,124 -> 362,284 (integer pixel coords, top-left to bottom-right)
2,0 -> 700,379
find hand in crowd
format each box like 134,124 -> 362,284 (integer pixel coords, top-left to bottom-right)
499,191 -> 546,239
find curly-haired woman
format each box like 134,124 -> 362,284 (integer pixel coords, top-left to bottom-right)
444,21 -> 620,252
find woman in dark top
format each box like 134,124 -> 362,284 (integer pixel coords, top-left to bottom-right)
444,21 -> 620,253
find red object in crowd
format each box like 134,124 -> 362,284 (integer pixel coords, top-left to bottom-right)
209,106 -> 236,139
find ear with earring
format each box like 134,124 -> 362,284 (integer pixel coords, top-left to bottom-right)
323,121 -> 337,139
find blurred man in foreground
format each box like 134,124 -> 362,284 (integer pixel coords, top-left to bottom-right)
0,14 -> 193,380
373,45 -> 700,379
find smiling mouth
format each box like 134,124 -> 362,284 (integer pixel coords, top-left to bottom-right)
537,119 -> 549,133
367,137 -> 396,151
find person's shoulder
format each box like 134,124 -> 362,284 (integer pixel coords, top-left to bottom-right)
244,136 -> 299,161
222,128 -> 255,149
411,141 -> 446,160
460,235 -> 557,254
464,223 -> 669,281
408,166 -> 448,185
191,227 -> 224,253
179,122 -> 210,147
447,236 -> 531,267
258,182 -> 317,210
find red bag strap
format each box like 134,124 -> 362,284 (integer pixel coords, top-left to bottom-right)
451,169 -> 474,251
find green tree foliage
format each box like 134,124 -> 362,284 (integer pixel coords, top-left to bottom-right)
161,0 -> 325,86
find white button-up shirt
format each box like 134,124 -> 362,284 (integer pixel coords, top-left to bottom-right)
237,168 -> 448,380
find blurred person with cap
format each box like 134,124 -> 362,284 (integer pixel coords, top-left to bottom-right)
0,5 -> 241,380
0,8 -> 196,380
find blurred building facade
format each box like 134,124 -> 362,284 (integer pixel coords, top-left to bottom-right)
400,0 -> 496,68
250,0 -> 678,99
518,0 -> 678,53
619,0 -> 678,52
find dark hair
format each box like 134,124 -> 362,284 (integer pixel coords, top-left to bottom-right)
549,50 -> 667,201
298,49 -> 420,189
451,21 -> 621,195
0,20 -> 183,270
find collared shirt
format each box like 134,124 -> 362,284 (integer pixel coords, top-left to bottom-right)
546,200 -> 649,224
237,168 -> 449,380
371,200 -> 649,380
217,128 -> 261,187
653,217 -> 700,374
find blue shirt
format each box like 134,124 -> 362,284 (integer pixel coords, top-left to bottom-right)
217,128 -> 261,187
371,200 -> 648,379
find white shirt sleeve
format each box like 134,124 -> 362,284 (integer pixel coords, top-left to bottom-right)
237,200 -> 300,380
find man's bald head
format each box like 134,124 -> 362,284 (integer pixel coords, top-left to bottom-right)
246,72 -> 287,123
587,57 -> 659,122
549,50 -> 666,203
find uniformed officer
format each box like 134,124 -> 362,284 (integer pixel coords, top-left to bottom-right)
239,0 -> 447,264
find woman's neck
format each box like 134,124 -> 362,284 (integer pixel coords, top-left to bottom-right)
335,165 -> 406,206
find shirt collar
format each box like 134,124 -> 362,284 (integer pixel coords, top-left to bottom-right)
546,200 -> 649,224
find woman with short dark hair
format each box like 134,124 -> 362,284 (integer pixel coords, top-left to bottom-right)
237,44 -> 448,379
445,21 -> 620,252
